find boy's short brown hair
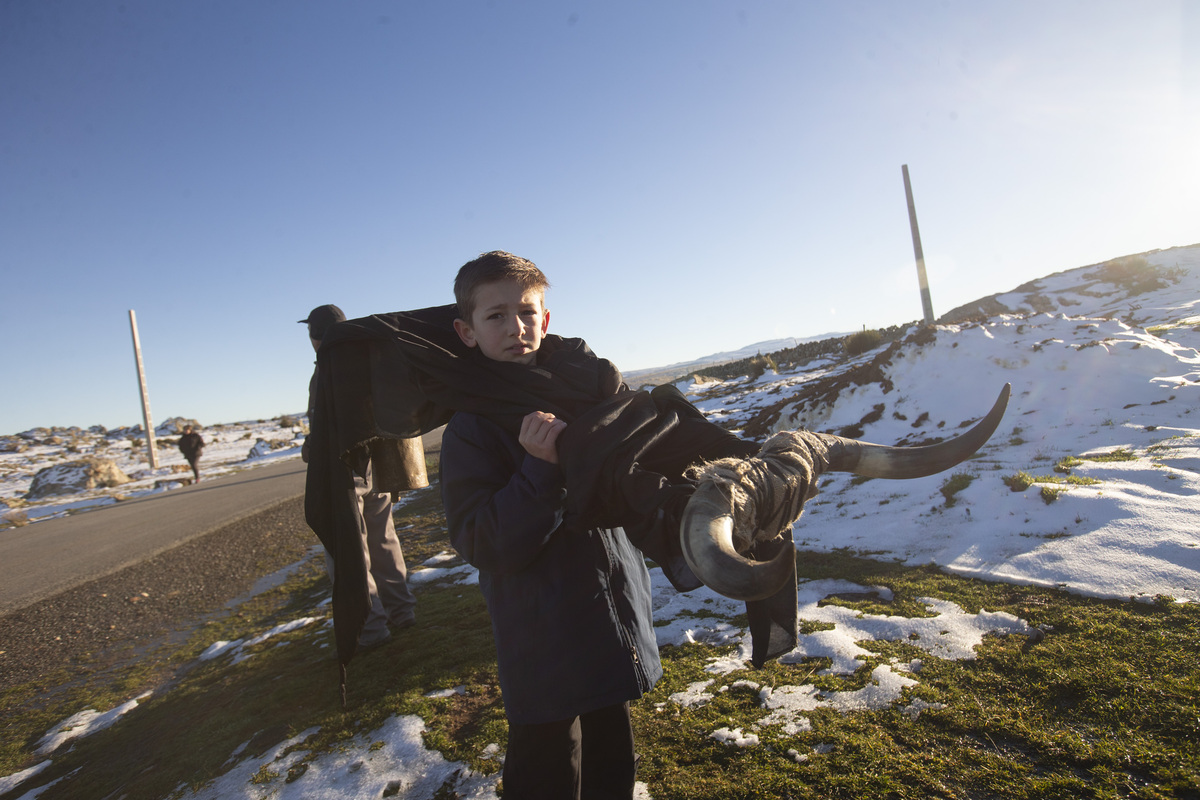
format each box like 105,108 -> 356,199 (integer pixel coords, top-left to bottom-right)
454,251 -> 550,322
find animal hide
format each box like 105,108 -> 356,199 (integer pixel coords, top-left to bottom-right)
303,305 -> 799,695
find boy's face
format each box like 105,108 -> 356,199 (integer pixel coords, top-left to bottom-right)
453,279 -> 549,365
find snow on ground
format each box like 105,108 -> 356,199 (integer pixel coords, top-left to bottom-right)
5,246 -> 1199,799
6,556 -> 1046,799
33,692 -> 155,757
0,417 -> 306,526
173,716 -> 500,800
776,311 -> 1200,602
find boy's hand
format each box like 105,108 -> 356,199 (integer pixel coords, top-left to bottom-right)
519,411 -> 567,464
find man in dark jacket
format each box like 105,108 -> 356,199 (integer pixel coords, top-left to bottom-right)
178,426 -> 204,483
301,304 -> 417,649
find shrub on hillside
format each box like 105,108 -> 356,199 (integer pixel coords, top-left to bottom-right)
844,328 -> 883,356
1087,254 -> 1180,296
745,354 -> 778,380
940,472 -> 975,507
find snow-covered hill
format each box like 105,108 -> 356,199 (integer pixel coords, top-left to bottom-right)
679,243 -> 1200,602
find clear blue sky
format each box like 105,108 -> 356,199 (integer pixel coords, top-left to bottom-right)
2,1 -> 1196,433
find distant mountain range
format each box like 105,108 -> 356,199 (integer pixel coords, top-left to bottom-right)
622,332 -> 854,388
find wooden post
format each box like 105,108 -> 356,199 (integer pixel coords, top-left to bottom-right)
128,310 -> 159,468
902,164 -> 935,324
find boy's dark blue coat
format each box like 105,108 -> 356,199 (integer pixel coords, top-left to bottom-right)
440,411 -> 662,725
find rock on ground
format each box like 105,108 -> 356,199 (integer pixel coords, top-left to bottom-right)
24,458 -> 131,500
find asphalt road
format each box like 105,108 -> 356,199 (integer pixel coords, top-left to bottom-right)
0,458 -> 309,615
0,428 -> 445,616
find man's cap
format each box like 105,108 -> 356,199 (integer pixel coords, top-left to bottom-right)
298,304 -> 346,336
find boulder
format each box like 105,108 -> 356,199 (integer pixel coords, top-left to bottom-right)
25,458 -> 132,500
156,417 -> 202,436
106,425 -> 144,439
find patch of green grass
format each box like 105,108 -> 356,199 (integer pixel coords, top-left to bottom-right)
1055,448 -> 1138,474
1009,426 -> 1027,447
1005,471 -> 1101,504
939,472 -> 975,507
3,567 -> 505,799
1057,475 -> 1100,487
0,489 -> 502,799
632,551 -> 1200,799
1003,471 -> 1036,492
1054,455 -> 1083,474
1086,448 -> 1138,463
1039,486 -> 1065,504
5,506 -> 1200,800
817,588 -> 936,621
1007,471 -> 1101,490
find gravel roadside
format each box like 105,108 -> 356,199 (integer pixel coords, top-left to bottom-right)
0,495 -> 318,693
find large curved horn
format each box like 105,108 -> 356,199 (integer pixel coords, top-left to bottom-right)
822,383 -> 1010,478
681,384 -> 1011,602
680,481 -> 793,602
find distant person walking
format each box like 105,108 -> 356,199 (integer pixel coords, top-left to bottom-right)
300,304 -> 417,648
178,425 -> 205,483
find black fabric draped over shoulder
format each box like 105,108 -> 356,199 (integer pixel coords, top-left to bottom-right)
303,305 -> 798,693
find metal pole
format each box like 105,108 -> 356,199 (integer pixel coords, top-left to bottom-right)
902,164 -> 935,324
128,310 -> 159,468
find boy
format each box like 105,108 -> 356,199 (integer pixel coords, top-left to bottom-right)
305,251 -> 799,709
439,252 -> 663,799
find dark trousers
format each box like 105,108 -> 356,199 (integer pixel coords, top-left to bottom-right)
502,702 -> 638,800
